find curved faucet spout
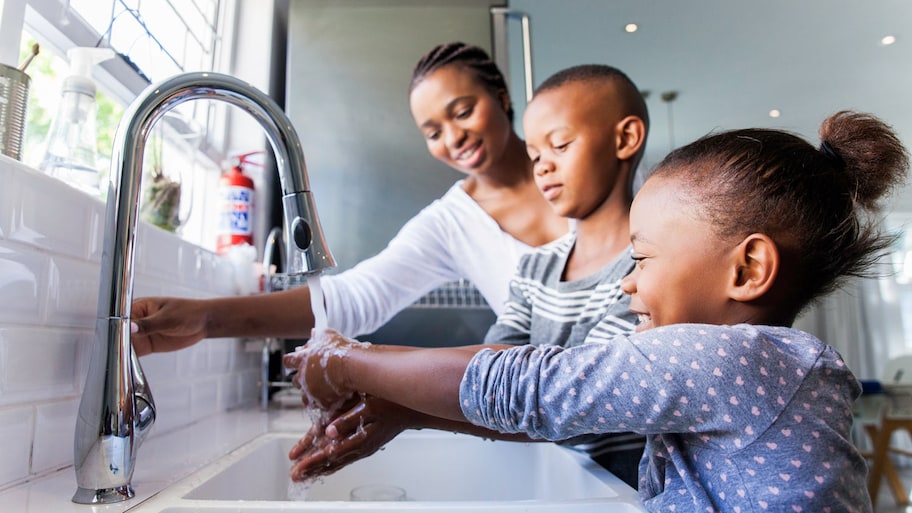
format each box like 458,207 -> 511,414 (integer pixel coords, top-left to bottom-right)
73,72 -> 335,504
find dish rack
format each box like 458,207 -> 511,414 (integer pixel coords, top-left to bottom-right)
410,279 -> 489,310
272,276 -> 491,310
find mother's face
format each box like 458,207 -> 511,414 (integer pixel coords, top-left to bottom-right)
409,65 -> 513,175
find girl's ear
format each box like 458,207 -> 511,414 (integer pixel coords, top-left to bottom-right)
729,233 -> 779,301
616,115 -> 647,161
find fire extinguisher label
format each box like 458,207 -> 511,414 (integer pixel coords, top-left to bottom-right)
218,186 -> 254,236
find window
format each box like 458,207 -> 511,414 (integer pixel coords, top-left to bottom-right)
886,215 -> 912,349
68,0 -> 222,81
12,0 -> 236,250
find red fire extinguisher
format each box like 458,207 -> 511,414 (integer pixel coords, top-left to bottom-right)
216,151 -> 262,255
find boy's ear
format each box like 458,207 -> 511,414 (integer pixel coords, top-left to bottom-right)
616,115 -> 647,161
728,233 -> 779,301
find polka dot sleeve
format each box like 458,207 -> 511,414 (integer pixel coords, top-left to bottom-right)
460,324 -> 824,445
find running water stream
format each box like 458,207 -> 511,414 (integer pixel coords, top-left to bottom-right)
287,273 -> 328,500
307,274 -> 327,333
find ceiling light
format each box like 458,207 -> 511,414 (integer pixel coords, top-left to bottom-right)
625,23 -> 638,33
769,109 -> 781,118
881,35 -> 897,46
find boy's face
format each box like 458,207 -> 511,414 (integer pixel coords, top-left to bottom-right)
410,65 -> 512,176
523,82 -> 624,219
622,175 -> 736,331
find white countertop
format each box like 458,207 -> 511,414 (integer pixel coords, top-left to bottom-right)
0,407 -> 312,513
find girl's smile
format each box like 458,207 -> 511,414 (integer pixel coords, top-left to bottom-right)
623,174 -> 742,331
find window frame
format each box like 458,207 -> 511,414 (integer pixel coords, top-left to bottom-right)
18,0 -> 235,162
5,0 -> 244,250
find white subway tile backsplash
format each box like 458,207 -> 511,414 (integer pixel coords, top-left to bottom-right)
0,328 -> 82,405
178,246 -> 208,290
136,223 -> 183,279
218,374 -> 240,410
0,406 -> 34,488
238,369 -> 259,405
7,168 -> 98,259
147,382 -> 192,435
32,400 -> 79,474
179,246 -> 238,294
208,339 -> 235,374
46,255 -> 99,329
177,342 -> 210,377
140,351 -> 180,382
197,250 -> 221,292
0,160 -> 259,486
0,243 -> 47,325
86,197 -> 106,263
235,348 -> 261,372
191,377 -> 220,421
132,275 -> 172,299
0,161 -> 13,239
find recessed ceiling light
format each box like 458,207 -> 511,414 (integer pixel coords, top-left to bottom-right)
625,23 -> 638,33
881,35 -> 897,46
769,109 -> 781,118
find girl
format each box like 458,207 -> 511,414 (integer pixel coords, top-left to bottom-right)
129,42 -> 567,353
286,111 -> 909,512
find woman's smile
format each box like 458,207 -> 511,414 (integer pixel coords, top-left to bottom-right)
453,140 -> 484,168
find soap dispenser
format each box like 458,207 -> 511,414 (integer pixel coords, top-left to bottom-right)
40,47 -> 115,198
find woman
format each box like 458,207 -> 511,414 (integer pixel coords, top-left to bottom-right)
131,42 -> 567,354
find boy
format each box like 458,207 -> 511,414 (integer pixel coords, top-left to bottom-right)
289,64 -> 649,488
482,64 -> 648,486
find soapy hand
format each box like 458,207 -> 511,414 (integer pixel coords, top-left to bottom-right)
288,394 -> 415,481
131,297 -> 208,356
282,328 -> 365,412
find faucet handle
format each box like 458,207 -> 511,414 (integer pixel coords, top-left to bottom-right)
130,346 -> 156,439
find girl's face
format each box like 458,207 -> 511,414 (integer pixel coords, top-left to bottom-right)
621,175 -> 737,332
409,65 -> 512,175
522,82 -> 622,219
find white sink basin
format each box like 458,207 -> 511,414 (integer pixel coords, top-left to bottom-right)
130,430 -> 645,512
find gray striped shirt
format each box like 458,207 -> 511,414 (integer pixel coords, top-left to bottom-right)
483,232 -> 644,459
484,233 -> 637,348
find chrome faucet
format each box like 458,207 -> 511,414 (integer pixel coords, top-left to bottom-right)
72,72 -> 335,504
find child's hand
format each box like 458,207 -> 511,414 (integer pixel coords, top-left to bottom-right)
286,397 -> 355,481
282,328 -> 361,411
288,394 -> 417,482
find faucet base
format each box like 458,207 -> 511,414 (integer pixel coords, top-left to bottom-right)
72,485 -> 135,504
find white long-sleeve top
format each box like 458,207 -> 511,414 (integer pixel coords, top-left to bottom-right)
321,181 -> 539,338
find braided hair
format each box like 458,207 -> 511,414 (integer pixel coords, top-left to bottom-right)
410,41 -> 514,122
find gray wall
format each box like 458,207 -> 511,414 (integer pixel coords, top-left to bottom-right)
285,0 -> 498,271
505,0 -> 912,204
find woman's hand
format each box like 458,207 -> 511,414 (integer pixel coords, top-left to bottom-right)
288,395 -> 417,481
131,297 -> 209,356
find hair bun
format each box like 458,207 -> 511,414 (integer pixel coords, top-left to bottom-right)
818,111 -> 909,210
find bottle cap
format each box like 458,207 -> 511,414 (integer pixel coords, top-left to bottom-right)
63,47 -> 115,96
